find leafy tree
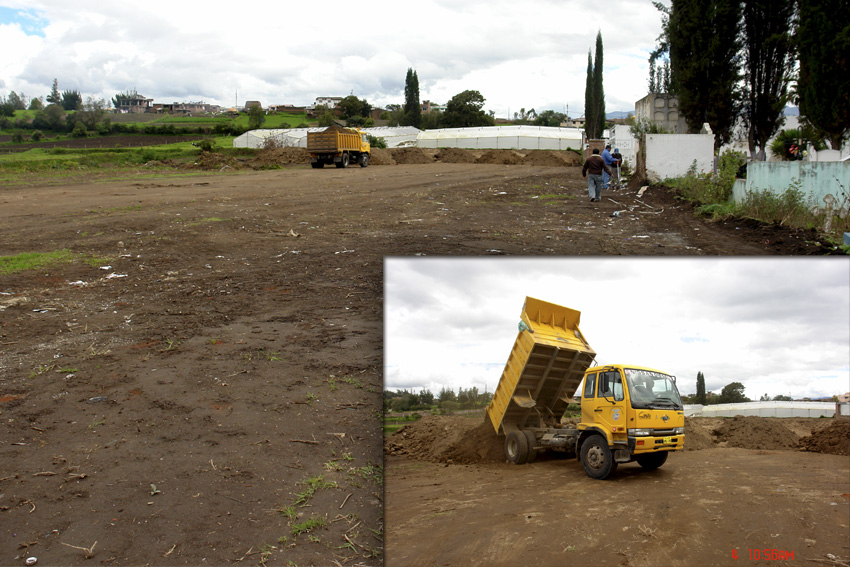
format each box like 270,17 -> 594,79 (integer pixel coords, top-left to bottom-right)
7,91 -> 27,110
338,95 -> 370,124
38,104 -> 66,130
77,96 -> 108,131
71,121 -> 88,138
513,108 -> 537,124
437,387 -> 456,403
742,0 -> 796,160
666,0 -> 743,148
695,371 -> 706,405
797,0 -> 850,149
29,97 -> 44,111
442,90 -> 494,128
248,104 -> 266,129
46,79 -> 61,104
0,96 -> 14,118
533,110 -> 566,127
61,89 -> 82,111
419,389 -> 434,406
773,394 -> 793,401
403,68 -> 421,128
420,109 -> 443,130
718,381 -> 750,403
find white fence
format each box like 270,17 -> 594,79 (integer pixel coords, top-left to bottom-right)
685,401 -> 837,418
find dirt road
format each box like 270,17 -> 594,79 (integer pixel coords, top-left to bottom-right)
385,415 -> 850,567
0,158 -> 840,565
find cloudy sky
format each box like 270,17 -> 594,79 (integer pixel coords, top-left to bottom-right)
385,258 -> 850,401
0,1 -> 666,118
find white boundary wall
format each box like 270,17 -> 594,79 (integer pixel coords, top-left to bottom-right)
685,401 -> 836,418
417,125 -> 583,151
645,133 -> 714,182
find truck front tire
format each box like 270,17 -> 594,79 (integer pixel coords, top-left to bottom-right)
360,154 -> 370,167
335,152 -> 350,168
505,431 -> 530,464
580,435 -> 617,479
636,451 -> 669,470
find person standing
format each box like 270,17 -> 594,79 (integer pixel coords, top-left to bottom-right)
601,144 -> 619,189
611,147 -> 623,187
582,148 -> 612,202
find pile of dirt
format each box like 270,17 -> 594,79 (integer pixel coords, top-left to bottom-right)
520,150 -> 581,167
476,149 -> 523,165
390,147 -> 436,164
251,146 -> 311,166
683,417 -> 718,450
798,419 -> 850,455
435,147 -> 477,163
191,151 -> 244,170
711,415 -> 799,450
385,415 -> 504,464
370,147 -> 395,165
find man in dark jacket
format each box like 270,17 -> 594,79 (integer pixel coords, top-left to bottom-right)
582,148 -> 612,202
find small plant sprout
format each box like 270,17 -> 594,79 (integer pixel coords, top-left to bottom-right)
150,483 -> 161,495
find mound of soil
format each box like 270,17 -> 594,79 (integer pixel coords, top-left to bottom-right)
390,147 -> 435,164
798,419 -> 850,455
683,417 -> 718,450
711,415 -> 799,450
251,146 -> 311,166
385,415 -> 504,464
369,147 -> 395,165
435,147 -> 477,163
520,150 -> 580,167
476,149 -> 523,165
192,151 -> 244,170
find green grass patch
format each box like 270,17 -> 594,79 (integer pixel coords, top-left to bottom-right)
290,515 -> 327,536
0,249 -> 111,275
293,474 -> 337,507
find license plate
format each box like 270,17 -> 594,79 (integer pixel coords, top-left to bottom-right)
662,436 -> 673,444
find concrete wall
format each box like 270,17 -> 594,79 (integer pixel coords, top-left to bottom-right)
732,161 -> 850,214
609,125 -> 636,169
645,133 -> 715,182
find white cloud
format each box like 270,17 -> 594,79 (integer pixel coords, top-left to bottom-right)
1,0 -> 664,115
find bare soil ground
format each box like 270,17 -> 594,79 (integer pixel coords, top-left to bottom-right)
385,415 -> 850,567
0,149 -> 843,565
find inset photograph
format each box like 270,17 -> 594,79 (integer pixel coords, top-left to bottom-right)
384,257 -> 850,567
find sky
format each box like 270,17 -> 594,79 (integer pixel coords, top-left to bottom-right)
384,258 -> 850,401
0,1 -> 666,119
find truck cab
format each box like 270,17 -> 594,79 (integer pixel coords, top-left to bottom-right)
576,365 -> 685,478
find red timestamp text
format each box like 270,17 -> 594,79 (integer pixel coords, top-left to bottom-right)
732,548 -> 795,561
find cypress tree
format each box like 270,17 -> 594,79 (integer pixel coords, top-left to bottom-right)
592,31 -> 606,140
403,68 -> 421,128
584,51 -> 594,139
743,0 -> 796,160
797,0 -> 850,149
696,371 -> 706,405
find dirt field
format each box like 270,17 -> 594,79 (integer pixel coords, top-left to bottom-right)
385,415 -> 850,567
0,149 -> 843,566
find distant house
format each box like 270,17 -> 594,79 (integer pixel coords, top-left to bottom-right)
313,96 -> 343,109
421,100 -> 446,113
116,93 -> 153,114
152,102 -> 220,115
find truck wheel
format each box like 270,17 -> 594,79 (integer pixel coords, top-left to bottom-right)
359,154 -> 370,167
580,435 -> 617,479
505,431 -> 530,464
311,162 -> 324,169
636,451 -> 668,470
524,430 -> 537,463
335,152 -> 349,168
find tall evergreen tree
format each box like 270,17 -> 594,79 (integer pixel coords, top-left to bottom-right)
797,0 -> 850,149
403,68 -> 421,128
696,371 -> 706,405
667,0 -> 743,148
46,78 -> 61,105
592,31 -> 606,140
743,0 -> 796,160
584,51 -> 595,139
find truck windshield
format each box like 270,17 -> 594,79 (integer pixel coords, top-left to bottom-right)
624,368 -> 683,409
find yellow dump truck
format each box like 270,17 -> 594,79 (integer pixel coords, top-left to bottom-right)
306,125 -> 371,169
485,297 -> 685,479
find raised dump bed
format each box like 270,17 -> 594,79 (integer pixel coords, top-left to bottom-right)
486,297 -> 596,434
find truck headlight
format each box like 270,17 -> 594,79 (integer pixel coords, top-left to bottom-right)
628,428 -> 652,436
674,427 -> 685,434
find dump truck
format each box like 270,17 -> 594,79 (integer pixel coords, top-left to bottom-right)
306,125 -> 370,169
485,297 -> 685,479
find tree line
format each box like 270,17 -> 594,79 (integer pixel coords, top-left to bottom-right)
384,386 -> 493,414
650,0 -> 848,156
684,370 -> 826,404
